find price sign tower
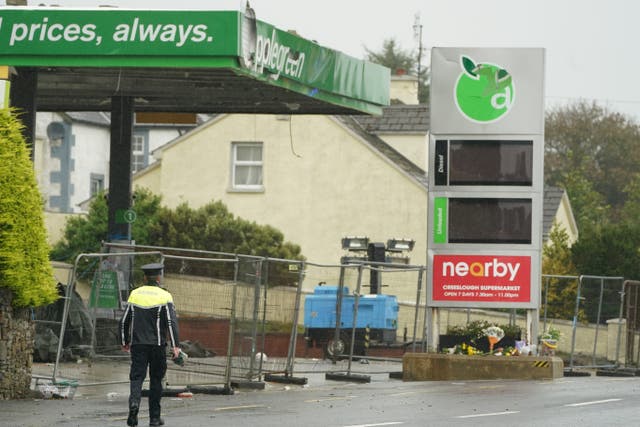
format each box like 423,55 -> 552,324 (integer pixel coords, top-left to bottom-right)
427,48 -> 545,349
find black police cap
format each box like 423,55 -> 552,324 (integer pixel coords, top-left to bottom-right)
141,263 -> 164,276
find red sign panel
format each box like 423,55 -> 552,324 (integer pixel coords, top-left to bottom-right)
432,254 -> 531,303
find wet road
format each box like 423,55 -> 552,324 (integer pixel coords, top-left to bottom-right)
2,360 -> 639,427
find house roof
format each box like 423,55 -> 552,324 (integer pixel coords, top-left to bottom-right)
353,104 -> 429,134
337,114 -> 428,189
543,186 -> 568,241
64,112 -> 111,127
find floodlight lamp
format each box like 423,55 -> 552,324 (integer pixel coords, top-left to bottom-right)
341,236 -> 369,251
386,238 -> 415,252
385,255 -> 411,265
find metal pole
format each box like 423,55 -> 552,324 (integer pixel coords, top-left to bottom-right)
569,276 -> 584,370
420,268 -> 429,352
634,284 -> 640,366
52,263 -> 77,383
614,280 -> 627,368
285,262 -> 306,376
346,264 -> 364,375
592,278 -> 605,366
331,266 -> 346,363
542,276 -> 550,334
248,258 -> 263,379
224,259 -> 239,391
411,268 -> 424,352
257,258 -> 270,377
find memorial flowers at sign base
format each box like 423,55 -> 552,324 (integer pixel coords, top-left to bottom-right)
446,343 -> 518,356
482,325 -> 505,354
441,320 -> 524,356
539,326 -> 561,356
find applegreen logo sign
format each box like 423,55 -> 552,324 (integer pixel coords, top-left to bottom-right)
454,55 -> 514,123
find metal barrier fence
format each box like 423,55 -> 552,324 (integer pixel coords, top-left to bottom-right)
567,275 -> 624,370
302,261 -> 426,381
433,274 -> 628,372
43,243 -> 427,387
41,241 -> 640,388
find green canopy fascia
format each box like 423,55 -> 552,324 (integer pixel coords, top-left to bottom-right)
0,8 -> 389,115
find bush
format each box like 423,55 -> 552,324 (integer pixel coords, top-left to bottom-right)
0,109 -> 57,307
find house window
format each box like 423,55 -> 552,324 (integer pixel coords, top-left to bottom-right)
231,142 -> 263,190
90,173 -> 104,197
132,134 -> 146,173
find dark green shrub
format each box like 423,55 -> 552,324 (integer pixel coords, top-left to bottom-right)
0,109 -> 57,307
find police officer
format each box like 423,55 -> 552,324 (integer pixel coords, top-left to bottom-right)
119,263 -> 180,427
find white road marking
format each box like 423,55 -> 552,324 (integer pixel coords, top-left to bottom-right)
213,404 -> 267,411
343,422 -> 404,427
457,411 -> 521,418
305,395 -> 357,403
564,398 -> 622,407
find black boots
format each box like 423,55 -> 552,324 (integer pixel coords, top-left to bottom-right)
126,405 -> 139,426
149,418 -> 165,426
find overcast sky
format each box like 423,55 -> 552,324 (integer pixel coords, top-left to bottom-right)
11,0 -> 640,123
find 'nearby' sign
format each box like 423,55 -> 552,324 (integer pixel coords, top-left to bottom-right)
432,254 -> 531,303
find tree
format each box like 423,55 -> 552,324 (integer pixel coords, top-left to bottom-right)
541,224 -> 582,320
561,168 -> 611,232
51,188 -> 163,261
0,109 -> 57,307
365,38 -> 429,104
571,222 -> 640,280
545,101 -> 640,225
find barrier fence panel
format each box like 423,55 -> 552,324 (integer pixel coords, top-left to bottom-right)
31,262 -> 74,383
301,261 -> 426,379
541,275 -> 580,333
53,250 -> 164,384
568,275 -> 624,370
372,263 -> 427,353
623,280 -> 640,368
229,255 -> 306,382
161,252 -> 237,390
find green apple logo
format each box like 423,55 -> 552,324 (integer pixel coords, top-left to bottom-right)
454,55 -> 515,123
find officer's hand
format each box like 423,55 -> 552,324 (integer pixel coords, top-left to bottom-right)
122,344 -> 130,353
172,347 -> 180,359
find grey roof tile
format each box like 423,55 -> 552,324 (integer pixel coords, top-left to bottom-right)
353,104 -> 429,134
543,186 -> 566,241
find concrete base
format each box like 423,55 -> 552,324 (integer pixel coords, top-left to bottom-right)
403,353 -> 563,381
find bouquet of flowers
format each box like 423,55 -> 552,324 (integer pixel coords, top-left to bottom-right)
483,325 -> 505,354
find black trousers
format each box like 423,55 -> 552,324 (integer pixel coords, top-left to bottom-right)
129,344 -> 167,419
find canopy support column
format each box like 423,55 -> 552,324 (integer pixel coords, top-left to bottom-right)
9,67 -> 37,161
107,96 -> 134,242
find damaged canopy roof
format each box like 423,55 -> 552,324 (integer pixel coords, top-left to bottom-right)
0,8 -> 389,115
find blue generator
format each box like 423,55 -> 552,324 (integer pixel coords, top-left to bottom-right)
303,285 -> 398,356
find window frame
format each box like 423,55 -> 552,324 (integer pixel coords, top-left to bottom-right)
230,141 -> 264,192
131,133 -> 146,173
89,173 -> 105,197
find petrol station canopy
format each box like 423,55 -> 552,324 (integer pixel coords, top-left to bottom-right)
0,7 -> 389,115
